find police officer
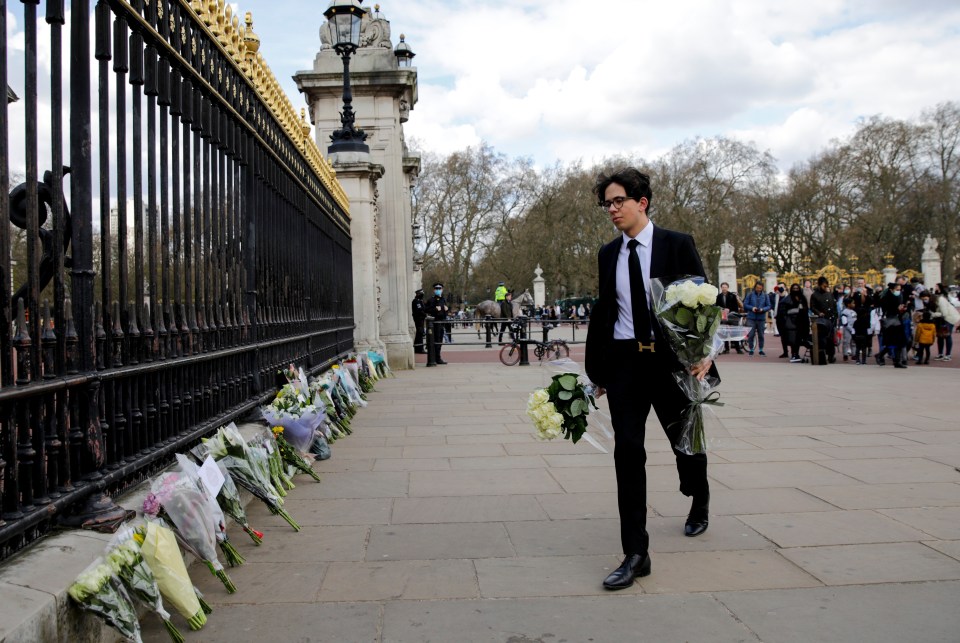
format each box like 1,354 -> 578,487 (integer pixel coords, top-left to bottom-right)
426,282 -> 449,364
412,288 -> 427,354
494,281 -> 507,302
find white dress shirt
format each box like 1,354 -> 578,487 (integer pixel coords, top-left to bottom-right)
613,222 -> 655,340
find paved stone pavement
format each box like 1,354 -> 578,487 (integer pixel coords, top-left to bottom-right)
143,356 -> 960,643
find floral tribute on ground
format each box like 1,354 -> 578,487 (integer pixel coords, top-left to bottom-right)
651,276 -> 746,454
68,351 -> 389,641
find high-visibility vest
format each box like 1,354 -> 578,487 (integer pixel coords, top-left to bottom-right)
494,285 -> 507,301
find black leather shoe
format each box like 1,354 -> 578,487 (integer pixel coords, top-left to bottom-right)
436,359 -> 448,365
685,517 -> 709,537
684,494 -> 709,537
602,553 -> 651,590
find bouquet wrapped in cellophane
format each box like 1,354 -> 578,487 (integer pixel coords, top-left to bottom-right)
270,425 -> 322,482
147,471 -> 237,593
650,275 -> 740,454
526,358 -> 606,448
193,423 -> 301,531
104,527 -> 184,643
261,365 -> 324,452
174,454 -> 246,567
68,556 -> 142,642
135,521 -> 211,631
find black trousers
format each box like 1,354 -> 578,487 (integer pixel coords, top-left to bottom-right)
605,341 -> 709,556
776,319 -> 789,354
413,320 -> 425,352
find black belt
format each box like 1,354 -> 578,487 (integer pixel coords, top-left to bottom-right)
612,339 -> 657,353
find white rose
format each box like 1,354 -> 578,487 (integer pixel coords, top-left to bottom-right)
697,283 -> 719,307
664,284 -> 681,305
678,281 -> 700,308
548,412 -> 565,430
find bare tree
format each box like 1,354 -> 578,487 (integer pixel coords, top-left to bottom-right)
413,142 -> 536,303
917,102 -> 960,282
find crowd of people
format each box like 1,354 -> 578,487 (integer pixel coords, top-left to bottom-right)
717,276 -> 960,367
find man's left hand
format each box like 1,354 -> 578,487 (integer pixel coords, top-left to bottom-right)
689,358 -> 713,381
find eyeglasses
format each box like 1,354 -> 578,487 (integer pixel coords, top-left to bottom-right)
599,196 -> 635,211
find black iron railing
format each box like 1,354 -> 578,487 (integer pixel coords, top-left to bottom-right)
0,0 -> 353,559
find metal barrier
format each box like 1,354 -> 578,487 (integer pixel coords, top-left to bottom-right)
0,0 -> 353,559
424,317 -> 588,350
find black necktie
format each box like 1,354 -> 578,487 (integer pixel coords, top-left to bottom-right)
627,239 -> 651,341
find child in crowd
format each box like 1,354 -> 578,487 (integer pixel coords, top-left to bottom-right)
915,310 -> 937,365
839,298 -> 857,362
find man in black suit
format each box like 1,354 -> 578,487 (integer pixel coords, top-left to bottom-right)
585,168 -> 717,590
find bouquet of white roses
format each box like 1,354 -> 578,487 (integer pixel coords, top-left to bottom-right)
527,371 -> 598,444
650,275 -> 730,454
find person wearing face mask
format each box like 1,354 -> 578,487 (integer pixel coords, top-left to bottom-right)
426,282 -> 450,364
412,288 -> 427,354
877,282 -> 908,368
784,284 -> 810,362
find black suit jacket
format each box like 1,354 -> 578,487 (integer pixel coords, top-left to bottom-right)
585,225 -> 720,388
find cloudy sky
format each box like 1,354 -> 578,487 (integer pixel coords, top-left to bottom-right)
5,0 -> 960,176
239,0 -> 960,172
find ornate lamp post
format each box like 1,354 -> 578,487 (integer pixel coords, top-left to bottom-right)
394,34 -> 415,67
324,0 -> 369,154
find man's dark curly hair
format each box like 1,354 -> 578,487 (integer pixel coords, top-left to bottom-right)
593,168 -> 653,212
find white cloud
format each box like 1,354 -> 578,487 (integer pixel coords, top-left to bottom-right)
6,0 -> 960,179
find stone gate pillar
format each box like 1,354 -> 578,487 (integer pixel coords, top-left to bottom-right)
296,7 -> 420,369
332,153 -> 385,354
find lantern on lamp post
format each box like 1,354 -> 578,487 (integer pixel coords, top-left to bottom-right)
324,0 -> 369,154
394,34 -> 415,67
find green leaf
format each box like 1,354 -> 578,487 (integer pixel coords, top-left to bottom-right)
558,375 -> 578,391
558,390 -> 573,401
709,314 -> 721,336
703,343 -> 713,355
569,399 -> 584,417
696,313 -> 707,334
675,308 -> 693,327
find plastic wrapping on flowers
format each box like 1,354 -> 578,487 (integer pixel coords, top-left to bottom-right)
260,406 -> 323,452
650,275 -> 724,366
68,556 -> 143,642
650,275 -> 727,455
105,527 -> 184,643
526,358 -> 601,446
151,472 -> 237,593
175,455 -> 245,567
137,522 -> 207,631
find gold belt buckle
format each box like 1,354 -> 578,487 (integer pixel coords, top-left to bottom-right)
637,342 -> 656,353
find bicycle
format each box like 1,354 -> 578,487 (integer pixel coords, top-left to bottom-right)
499,337 -> 570,366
